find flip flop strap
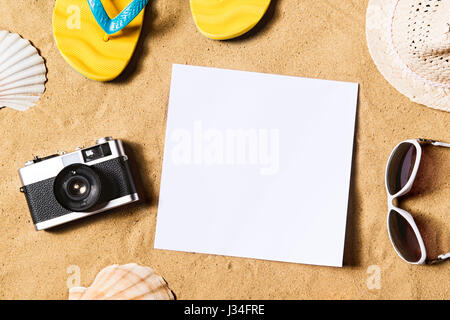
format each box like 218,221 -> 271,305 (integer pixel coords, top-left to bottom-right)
87,0 -> 149,35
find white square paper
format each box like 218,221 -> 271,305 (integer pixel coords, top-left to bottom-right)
155,64 -> 358,267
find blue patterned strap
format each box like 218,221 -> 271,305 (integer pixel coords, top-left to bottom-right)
87,0 -> 149,35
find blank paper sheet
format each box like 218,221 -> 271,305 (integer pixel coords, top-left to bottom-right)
155,64 -> 358,267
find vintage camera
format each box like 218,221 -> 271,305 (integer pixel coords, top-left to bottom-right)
19,137 -> 139,230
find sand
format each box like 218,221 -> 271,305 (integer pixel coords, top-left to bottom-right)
0,0 -> 448,299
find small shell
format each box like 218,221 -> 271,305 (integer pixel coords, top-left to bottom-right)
0,30 -> 47,111
68,263 -> 174,300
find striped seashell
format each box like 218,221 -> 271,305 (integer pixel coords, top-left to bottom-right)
0,30 -> 47,111
68,263 -> 175,300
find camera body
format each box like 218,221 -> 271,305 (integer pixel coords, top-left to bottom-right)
19,137 -> 139,230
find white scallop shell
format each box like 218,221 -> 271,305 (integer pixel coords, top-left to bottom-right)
68,263 -> 175,300
0,30 -> 47,111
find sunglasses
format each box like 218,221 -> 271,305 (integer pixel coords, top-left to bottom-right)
385,138 -> 449,265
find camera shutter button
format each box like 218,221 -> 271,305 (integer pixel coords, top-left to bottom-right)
96,137 -> 113,145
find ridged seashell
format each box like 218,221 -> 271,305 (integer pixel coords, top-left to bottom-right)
68,263 -> 175,300
0,30 -> 47,111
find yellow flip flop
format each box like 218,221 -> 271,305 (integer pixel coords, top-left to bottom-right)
190,0 -> 271,40
53,0 -> 149,81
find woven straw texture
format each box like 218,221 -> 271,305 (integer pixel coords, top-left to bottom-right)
366,0 -> 450,111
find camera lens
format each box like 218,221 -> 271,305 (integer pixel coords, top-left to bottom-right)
54,164 -> 102,212
69,181 -> 87,196
65,176 -> 90,199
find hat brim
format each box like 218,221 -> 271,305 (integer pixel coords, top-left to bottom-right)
366,0 -> 449,112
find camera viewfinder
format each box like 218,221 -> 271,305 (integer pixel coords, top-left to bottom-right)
82,143 -> 112,163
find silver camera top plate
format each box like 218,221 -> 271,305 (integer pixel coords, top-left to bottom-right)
19,138 -> 126,187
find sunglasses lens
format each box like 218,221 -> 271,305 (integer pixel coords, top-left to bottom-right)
387,142 -> 417,195
388,210 -> 422,263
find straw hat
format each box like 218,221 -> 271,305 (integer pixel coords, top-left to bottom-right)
366,0 -> 450,112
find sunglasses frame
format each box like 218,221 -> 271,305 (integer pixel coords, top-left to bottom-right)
385,138 -> 450,265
